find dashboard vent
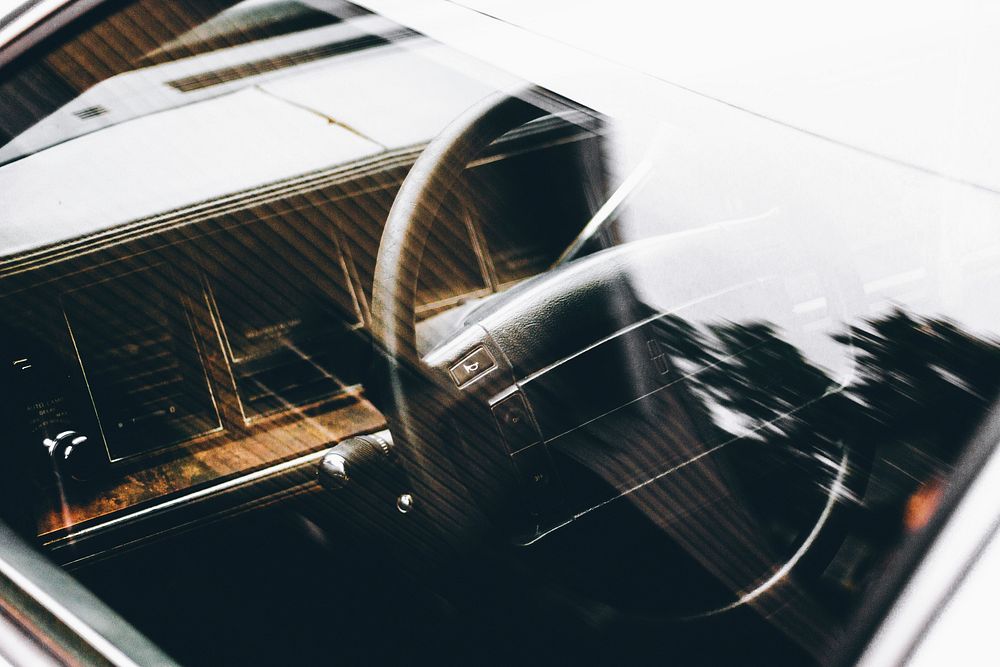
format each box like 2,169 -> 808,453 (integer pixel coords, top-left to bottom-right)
140,1 -> 347,68
73,105 -> 109,120
166,29 -> 417,93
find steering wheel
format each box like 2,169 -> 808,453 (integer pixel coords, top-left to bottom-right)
369,88 -> 553,556
368,87 -> 866,628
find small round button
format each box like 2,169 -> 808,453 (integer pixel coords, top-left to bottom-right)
396,493 -> 415,514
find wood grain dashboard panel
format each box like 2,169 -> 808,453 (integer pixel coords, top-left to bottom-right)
34,397 -> 385,537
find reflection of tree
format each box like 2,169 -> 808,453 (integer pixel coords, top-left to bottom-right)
700,322 -> 836,436
652,306 -> 1000,608
835,310 -> 1000,468
658,307 -> 1000,468
653,315 -> 845,454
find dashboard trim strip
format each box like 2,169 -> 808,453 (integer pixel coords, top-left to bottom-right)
41,446 -> 333,548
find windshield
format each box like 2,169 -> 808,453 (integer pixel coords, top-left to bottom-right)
0,1 -> 997,665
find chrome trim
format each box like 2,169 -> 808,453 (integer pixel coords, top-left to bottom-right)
0,610 -> 59,667
395,493 -> 413,514
0,0 -> 98,69
0,519 -> 174,665
319,452 -> 349,486
0,551 -> 142,667
367,428 -> 393,455
42,446 -> 333,545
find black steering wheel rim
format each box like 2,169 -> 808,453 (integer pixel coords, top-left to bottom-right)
367,87 -> 553,552
371,87 -> 550,361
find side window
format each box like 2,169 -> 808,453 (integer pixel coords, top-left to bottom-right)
1,2 -> 998,665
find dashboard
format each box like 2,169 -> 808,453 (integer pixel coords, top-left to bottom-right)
0,114 -> 602,564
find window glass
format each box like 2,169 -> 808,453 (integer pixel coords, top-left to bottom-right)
0,2 -> 997,665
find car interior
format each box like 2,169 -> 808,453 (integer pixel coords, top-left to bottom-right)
1,1 -> 999,664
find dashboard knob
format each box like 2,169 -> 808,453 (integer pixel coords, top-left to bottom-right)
44,430 -> 104,482
318,430 -> 396,492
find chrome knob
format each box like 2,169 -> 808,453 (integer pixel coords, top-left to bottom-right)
44,430 -> 104,482
318,430 -> 395,491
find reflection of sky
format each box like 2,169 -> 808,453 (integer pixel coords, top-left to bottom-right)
444,0 -> 1000,193
598,104 -> 1000,375
0,20 -> 510,254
